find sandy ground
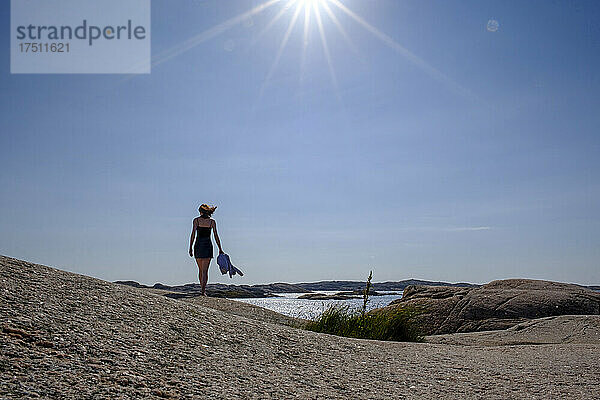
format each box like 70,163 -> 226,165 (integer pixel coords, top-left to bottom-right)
1,255 -> 599,399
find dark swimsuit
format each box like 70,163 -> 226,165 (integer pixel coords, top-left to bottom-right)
194,220 -> 213,259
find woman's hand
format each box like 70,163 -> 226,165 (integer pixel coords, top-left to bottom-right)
189,248 -> 194,257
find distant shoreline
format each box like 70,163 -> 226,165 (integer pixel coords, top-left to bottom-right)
114,278 -> 478,299
114,278 -> 599,299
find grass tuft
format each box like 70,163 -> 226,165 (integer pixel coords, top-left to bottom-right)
304,271 -> 423,342
304,304 -> 423,342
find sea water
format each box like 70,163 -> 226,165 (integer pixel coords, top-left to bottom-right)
234,291 -> 403,320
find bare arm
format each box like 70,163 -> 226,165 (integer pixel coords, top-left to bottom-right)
212,220 -> 224,254
189,218 -> 197,257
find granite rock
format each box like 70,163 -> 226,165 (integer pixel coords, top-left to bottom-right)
383,279 -> 600,335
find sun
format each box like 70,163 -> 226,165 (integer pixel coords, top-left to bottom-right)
258,0 -> 343,98
146,0 -> 473,101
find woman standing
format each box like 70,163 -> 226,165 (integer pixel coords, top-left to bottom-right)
189,204 -> 224,296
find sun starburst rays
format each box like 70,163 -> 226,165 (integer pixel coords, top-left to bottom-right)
313,2 -> 340,99
251,0 -> 296,47
320,0 -> 360,60
151,0 -> 281,69
327,0 -> 476,99
136,0 -> 474,103
299,1 -> 312,84
258,1 -> 304,99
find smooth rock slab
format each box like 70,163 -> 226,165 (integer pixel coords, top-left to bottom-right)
426,315 -> 600,346
1,256 -> 599,399
384,279 -> 600,335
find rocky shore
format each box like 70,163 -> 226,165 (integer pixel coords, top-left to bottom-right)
114,278 -> 481,300
297,289 -> 392,300
114,281 -> 283,299
383,279 -> 600,335
2,255 -> 599,399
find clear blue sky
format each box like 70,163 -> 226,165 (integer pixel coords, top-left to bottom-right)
1,0 -> 599,285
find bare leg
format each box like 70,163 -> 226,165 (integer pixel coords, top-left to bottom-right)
200,258 -> 211,295
195,257 -> 203,287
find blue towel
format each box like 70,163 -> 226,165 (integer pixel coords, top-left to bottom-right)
217,253 -> 244,278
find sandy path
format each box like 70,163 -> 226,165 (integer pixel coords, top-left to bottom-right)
1,256 -> 598,399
